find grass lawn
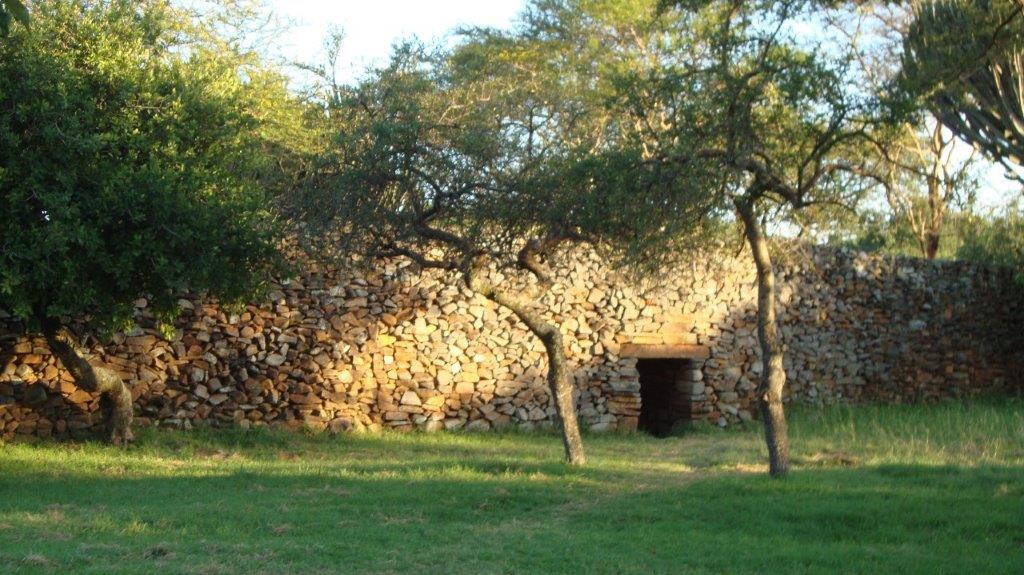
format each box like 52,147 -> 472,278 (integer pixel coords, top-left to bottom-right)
0,400 -> 1022,574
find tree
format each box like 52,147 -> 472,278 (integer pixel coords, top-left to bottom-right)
866,120 -> 980,259
436,0 -> 872,476
457,0 -> 729,274
902,0 -> 1024,180
295,44 -> 591,464
559,0 -> 872,476
0,0 -> 296,442
661,1 -> 869,477
826,2 -> 982,260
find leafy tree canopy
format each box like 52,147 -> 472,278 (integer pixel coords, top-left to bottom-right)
529,0 -> 874,269
0,0 -> 302,332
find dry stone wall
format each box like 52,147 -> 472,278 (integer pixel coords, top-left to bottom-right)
1,246 -> 1022,439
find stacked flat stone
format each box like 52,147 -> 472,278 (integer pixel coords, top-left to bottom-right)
1,245 -> 1021,439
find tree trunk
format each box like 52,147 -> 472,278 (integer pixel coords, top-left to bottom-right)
924,231 -> 940,260
41,318 -> 134,445
735,198 -> 790,478
464,259 -> 586,465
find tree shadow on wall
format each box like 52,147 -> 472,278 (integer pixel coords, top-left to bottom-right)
0,331 -> 108,441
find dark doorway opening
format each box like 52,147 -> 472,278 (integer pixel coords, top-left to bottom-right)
637,358 -> 693,437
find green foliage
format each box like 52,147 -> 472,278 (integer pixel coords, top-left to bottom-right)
957,203 -> 1024,280
828,200 -> 1024,279
902,0 -> 1024,175
0,400 -> 1020,573
0,0 -> 29,36
297,35 -> 594,272
827,207 -> 975,259
0,0 -> 294,332
298,0 -> 872,275
298,45 -> 494,266
542,0 -> 875,264
187,1 -> 325,199
446,1 -> 736,272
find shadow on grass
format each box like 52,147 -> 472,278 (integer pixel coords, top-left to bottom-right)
0,434 -> 1021,575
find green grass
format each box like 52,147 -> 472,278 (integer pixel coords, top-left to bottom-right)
1,400 -> 1022,574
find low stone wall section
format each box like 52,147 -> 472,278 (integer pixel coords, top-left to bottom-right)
1,246 -> 1021,439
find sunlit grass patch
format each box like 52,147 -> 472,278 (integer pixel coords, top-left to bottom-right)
0,399 -> 1021,574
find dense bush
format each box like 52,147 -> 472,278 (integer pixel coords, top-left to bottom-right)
957,204 -> 1024,281
827,201 -> 1024,281
0,0 -> 303,331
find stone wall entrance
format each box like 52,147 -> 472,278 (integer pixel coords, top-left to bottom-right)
616,341 -> 710,435
637,358 -> 696,436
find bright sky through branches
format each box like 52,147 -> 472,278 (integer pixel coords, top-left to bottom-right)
267,0 -> 525,85
264,0 -> 1017,208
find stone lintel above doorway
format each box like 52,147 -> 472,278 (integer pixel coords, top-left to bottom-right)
619,343 -> 711,360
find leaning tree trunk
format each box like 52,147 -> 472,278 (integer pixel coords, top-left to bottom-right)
41,317 -> 134,445
465,260 -> 586,465
735,199 -> 790,478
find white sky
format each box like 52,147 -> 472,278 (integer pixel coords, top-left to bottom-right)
262,0 -> 1018,208
266,0 -> 525,85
